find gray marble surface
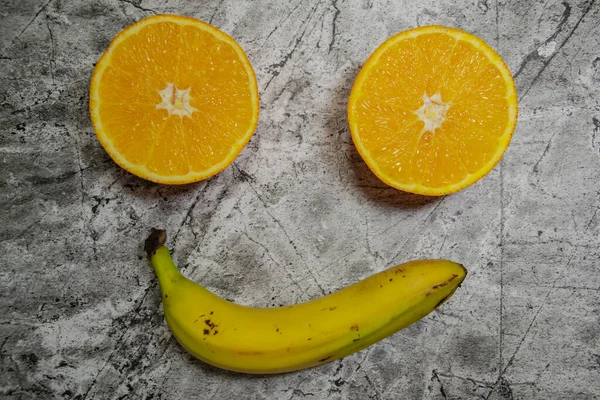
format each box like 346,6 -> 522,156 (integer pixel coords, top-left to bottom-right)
1,0 -> 600,399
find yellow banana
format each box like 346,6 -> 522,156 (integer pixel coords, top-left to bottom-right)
144,228 -> 466,374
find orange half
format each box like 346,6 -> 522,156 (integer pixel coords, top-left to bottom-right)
348,26 -> 518,196
90,15 -> 259,184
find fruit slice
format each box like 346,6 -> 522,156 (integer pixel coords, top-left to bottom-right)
348,25 -> 518,196
90,15 -> 259,184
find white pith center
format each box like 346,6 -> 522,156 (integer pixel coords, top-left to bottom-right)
156,83 -> 197,118
415,93 -> 450,133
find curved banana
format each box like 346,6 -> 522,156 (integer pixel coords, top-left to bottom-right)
144,228 -> 466,374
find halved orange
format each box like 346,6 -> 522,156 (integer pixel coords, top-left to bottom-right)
348,26 -> 518,196
90,15 -> 259,184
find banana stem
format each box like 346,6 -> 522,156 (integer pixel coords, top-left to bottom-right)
144,228 -> 167,257
144,228 -> 183,291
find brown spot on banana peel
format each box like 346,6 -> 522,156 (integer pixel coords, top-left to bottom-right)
237,350 -> 264,356
431,274 -> 459,290
205,319 -> 216,329
319,355 -> 333,363
426,273 -> 463,301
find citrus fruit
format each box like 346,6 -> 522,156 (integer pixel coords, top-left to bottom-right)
89,15 -> 259,184
348,25 -> 518,196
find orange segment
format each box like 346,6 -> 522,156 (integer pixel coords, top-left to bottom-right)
98,102 -> 165,165
367,122 -> 423,184
363,38 -> 427,111
89,15 -> 259,184
97,66 -> 158,105
348,25 -> 518,196
414,32 -> 458,97
413,129 -> 470,188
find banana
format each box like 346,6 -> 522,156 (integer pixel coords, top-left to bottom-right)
144,228 -> 466,374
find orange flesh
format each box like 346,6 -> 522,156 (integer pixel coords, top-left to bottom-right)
348,26 -> 517,195
90,16 -> 259,184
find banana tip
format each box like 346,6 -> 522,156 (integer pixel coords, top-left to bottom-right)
144,228 -> 167,258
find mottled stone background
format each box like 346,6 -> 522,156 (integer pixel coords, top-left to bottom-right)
1,0 -> 599,399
